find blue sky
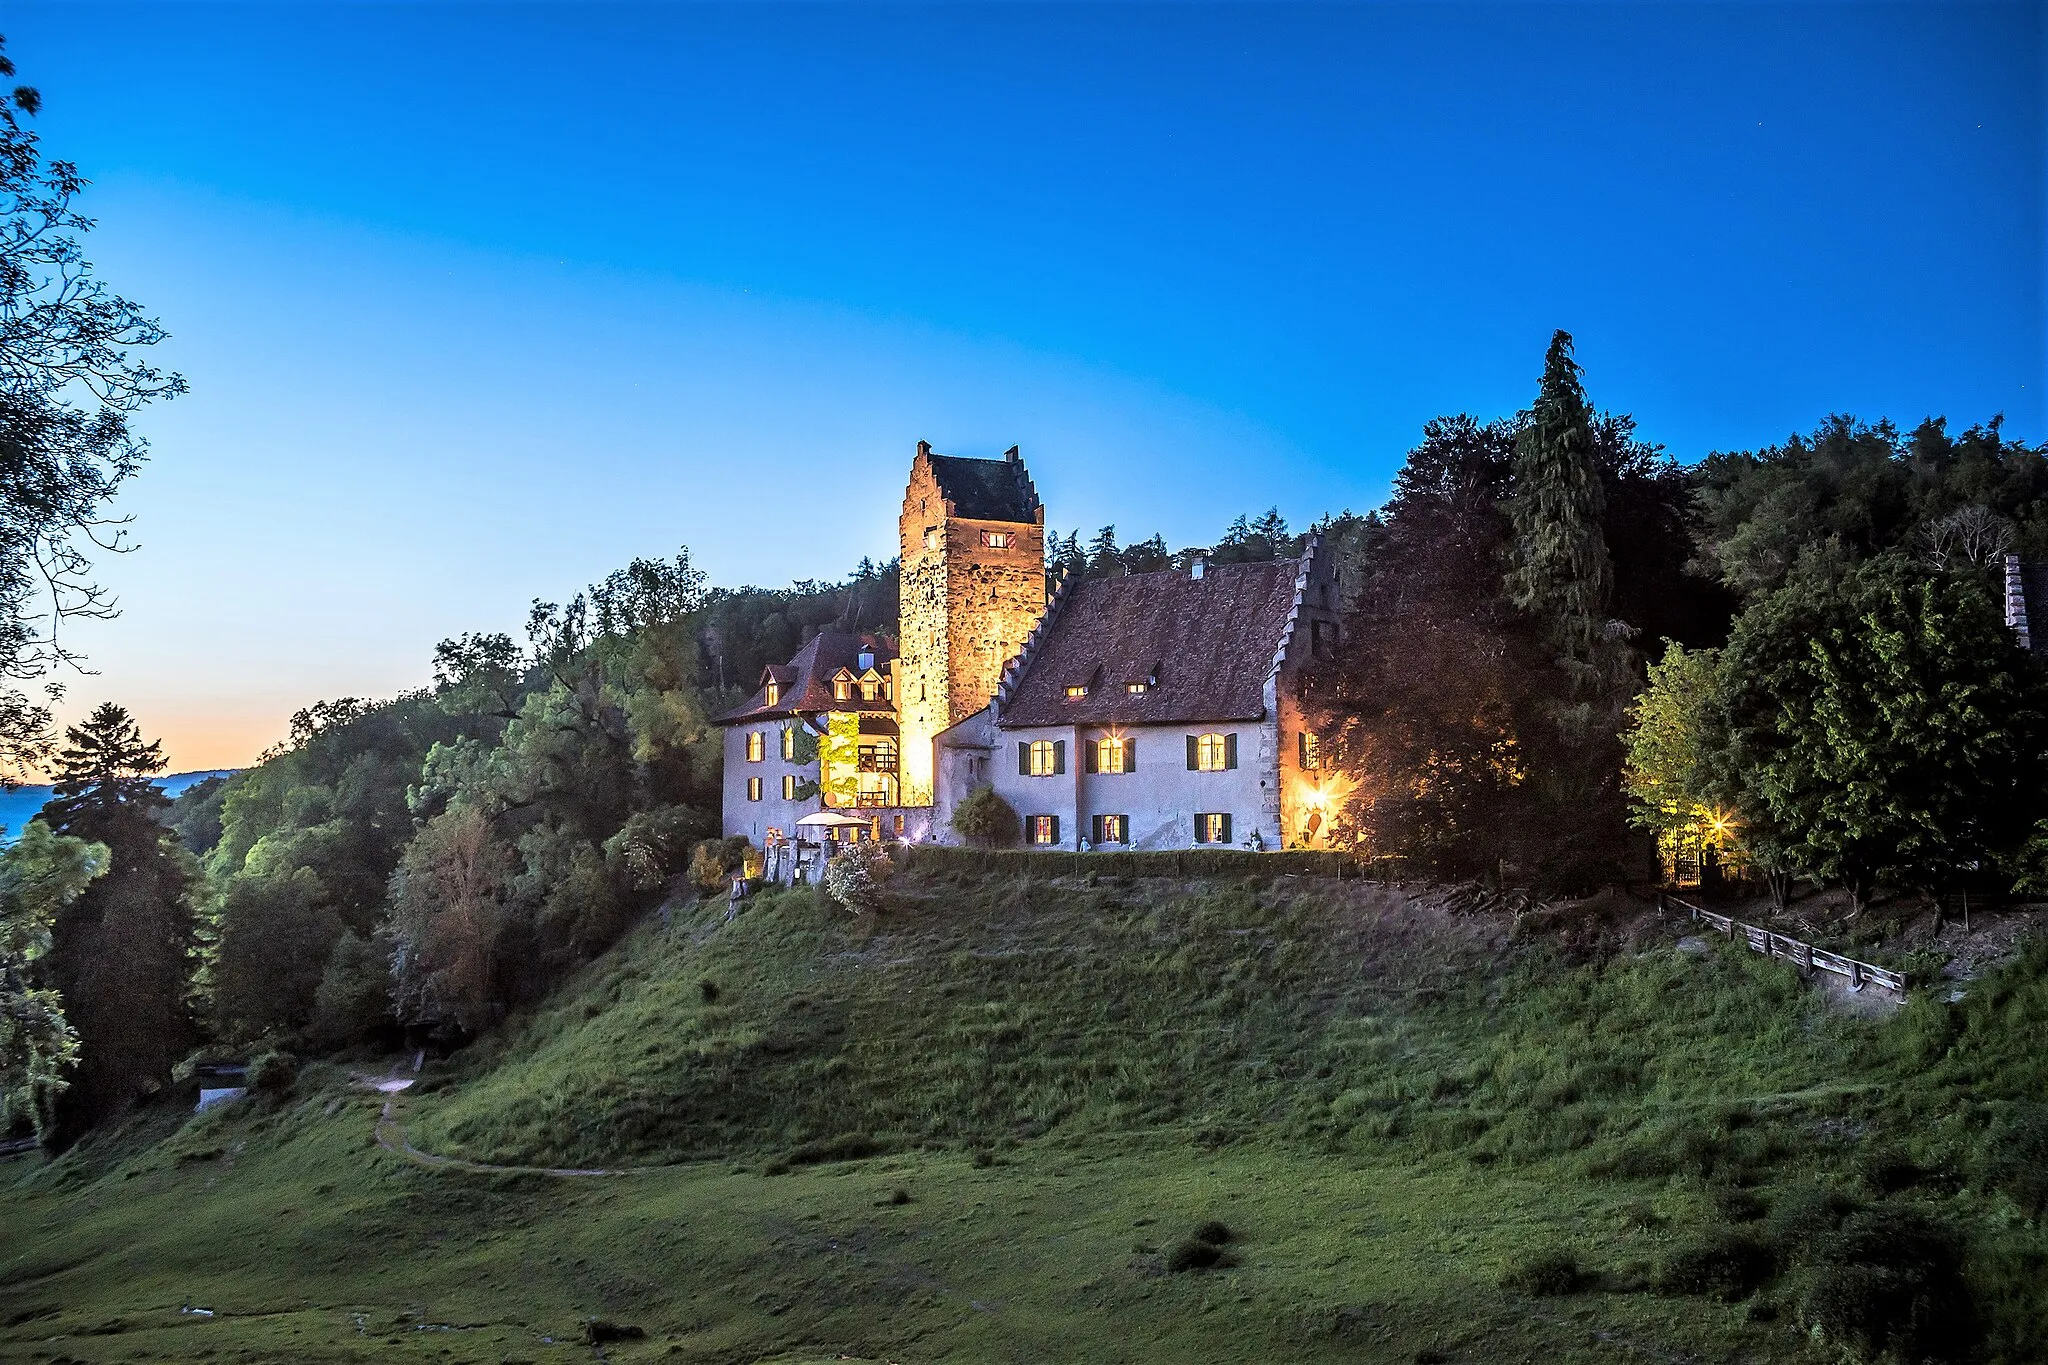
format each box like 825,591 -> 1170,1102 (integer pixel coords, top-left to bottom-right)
8,2 -> 2043,771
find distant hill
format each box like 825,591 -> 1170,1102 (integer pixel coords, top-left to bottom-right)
0,769 -> 236,844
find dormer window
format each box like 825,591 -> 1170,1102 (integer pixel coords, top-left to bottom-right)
833,675 -> 854,702
764,680 -> 781,706
860,678 -> 880,702
981,530 -> 1012,549
1065,684 -> 1089,699
1126,682 -> 1148,694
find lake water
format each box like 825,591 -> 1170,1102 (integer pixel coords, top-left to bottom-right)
0,770 -> 236,843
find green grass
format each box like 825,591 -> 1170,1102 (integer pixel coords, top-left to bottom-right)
5,870 -> 2048,1363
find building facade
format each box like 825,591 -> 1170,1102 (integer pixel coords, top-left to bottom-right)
935,546 -> 1341,851
719,442 -> 1347,856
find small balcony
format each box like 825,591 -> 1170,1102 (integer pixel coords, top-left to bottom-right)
857,749 -> 898,773
854,789 -> 893,808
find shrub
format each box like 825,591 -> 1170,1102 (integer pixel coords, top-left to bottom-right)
1802,1209 -> 1975,1364
1501,1247 -> 1584,1296
246,1050 -> 298,1097
1166,1220 -> 1236,1272
949,784 -> 1020,848
822,843 -> 892,914
1764,1183 -> 1857,1255
1652,1227 -> 1775,1301
897,845 -> 1361,880
1711,1186 -> 1767,1223
1980,1104 -> 2048,1216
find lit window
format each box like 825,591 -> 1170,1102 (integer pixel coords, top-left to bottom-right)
924,528 -> 940,549
860,679 -> 880,701
1299,732 -> 1320,771
1065,684 -> 1089,699
1195,812 -> 1232,844
1092,738 -> 1127,774
1029,814 -> 1060,845
764,680 -> 780,706
746,731 -> 765,763
834,676 -> 853,701
747,777 -> 763,802
781,774 -> 797,799
981,530 -> 1012,549
1093,813 -> 1128,845
1193,733 -> 1235,772
1126,682 -> 1148,694
781,728 -> 796,760
1028,740 -> 1060,776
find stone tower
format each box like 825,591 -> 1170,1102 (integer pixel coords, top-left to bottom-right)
897,441 -> 1047,805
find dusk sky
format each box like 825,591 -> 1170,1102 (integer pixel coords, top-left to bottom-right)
9,2 -> 2042,774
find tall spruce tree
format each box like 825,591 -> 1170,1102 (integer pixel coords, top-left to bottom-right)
37,703 -> 198,1145
1508,331 -> 1614,670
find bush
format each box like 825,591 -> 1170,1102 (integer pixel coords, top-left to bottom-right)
822,843 -> 892,914
246,1050 -> 298,1097
1501,1247 -> 1584,1296
1802,1209 -> 1975,1364
1764,1183 -> 1857,1255
1652,1227 -> 1775,1301
309,930 -> 395,1048
1980,1104 -> 2048,1216
897,845 -> 1362,880
1166,1220 -> 1236,1272
949,784 -> 1020,848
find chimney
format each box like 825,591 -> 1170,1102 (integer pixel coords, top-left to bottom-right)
858,648 -> 875,672
917,439 -> 931,458
1191,554 -> 1206,581
1004,444 -> 1020,462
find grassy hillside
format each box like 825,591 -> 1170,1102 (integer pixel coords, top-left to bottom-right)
5,871 -> 2048,1363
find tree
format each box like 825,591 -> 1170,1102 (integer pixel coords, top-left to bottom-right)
1085,526 -> 1123,578
1622,642 -> 1742,880
1714,552 -> 2048,910
950,783 -> 1019,847
0,38 -> 184,779
387,803 -> 513,1034
0,820 -> 104,1139
1507,330 -> 1614,677
37,703 -> 199,1143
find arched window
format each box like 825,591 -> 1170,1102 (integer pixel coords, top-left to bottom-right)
745,731 -> 765,762
834,676 -> 853,701
1028,740 -> 1059,776
1192,733 -> 1236,772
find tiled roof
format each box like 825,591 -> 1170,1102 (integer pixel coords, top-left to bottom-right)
714,631 -> 898,725
929,453 -> 1040,524
996,559 -> 1304,728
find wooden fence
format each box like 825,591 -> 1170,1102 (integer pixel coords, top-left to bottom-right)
1665,895 -> 1907,997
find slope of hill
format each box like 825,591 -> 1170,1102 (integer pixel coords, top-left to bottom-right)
3,870 -> 2046,1363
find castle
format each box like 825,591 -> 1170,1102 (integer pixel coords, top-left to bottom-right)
716,443 -> 1343,857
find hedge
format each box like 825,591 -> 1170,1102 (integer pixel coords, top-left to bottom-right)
895,845 -> 1365,880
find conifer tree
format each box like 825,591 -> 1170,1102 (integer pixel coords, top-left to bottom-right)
1508,331 -> 1613,668
37,703 -> 198,1145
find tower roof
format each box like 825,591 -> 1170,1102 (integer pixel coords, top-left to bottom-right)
925,447 -> 1041,523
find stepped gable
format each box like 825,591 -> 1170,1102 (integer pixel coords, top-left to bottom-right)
714,631 -> 897,724
997,558 -> 1302,727
926,450 -> 1041,523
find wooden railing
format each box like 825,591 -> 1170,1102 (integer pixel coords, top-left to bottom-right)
1666,895 -> 1907,996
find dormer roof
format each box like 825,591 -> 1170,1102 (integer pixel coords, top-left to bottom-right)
715,631 -> 899,724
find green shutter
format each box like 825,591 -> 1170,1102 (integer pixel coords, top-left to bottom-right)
1186,735 -> 1199,770
1224,733 -> 1239,770
1220,813 -> 1233,843
1053,740 -> 1066,775
1018,741 -> 1030,776
1049,814 -> 1061,845
1083,739 -> 1098,774
1124,737 -> 1137,772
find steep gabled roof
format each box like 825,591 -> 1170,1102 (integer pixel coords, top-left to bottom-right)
995,558 -> 1304,727
928,451 -> 1041,524
714,631 -> 898,725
